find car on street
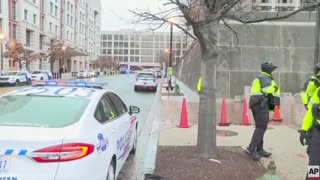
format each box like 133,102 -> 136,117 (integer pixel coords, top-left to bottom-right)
134,71 -> 158,92
77,70 -> 92,78
31,70 -> 50,81
0,70 -> 32,86
0,80 -> 140,180
42,70 -> 53,80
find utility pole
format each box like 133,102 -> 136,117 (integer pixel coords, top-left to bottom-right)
314,7 -> 320,67
169,22 -> 173,90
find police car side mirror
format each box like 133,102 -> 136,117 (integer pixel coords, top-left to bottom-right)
129,106 -> 140,115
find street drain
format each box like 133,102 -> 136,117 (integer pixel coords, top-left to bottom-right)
217,130 -> 238,137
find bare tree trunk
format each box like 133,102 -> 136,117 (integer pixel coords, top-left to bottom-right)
194,21 -> 219,158
50,59 -> 54,73
19,61 -> 22,70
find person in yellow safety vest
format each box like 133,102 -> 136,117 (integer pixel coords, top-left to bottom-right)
300,87 -> 320,179
299,64 -> 320,160
301,63 -> 320,110
246,61 -> 281,161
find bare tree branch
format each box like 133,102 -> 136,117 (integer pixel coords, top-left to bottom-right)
130,9 -> 197,39
221,18 -> 239,45
226,3 -> 320,24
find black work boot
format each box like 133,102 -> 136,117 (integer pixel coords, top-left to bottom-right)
257,149 -> 272,158
245,148 -> 261,161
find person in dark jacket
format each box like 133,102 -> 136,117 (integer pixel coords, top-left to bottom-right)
246,61 -> 280,161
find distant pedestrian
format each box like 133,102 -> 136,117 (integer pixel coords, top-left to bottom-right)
246,61 -> 280,161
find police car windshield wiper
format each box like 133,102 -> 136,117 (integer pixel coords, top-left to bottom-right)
26,94 -> 65,97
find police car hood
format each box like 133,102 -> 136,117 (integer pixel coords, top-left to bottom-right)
0,75 -> 15,78
0,125 -> 75,140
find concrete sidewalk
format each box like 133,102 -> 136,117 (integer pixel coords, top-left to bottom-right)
158,79 -> 308,180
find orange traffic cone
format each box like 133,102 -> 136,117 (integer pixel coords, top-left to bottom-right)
177,97 -> 191,128
272,105 -> 283,122
241,98 -> 251,126
218,98 -> 231,126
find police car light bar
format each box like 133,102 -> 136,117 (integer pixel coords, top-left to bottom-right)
66,81 -> 108,87
46,81 -> 58,86
34,80 -> 108,88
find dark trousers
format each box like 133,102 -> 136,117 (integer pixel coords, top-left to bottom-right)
248,104 -> 269,152
306,127 -> 320,180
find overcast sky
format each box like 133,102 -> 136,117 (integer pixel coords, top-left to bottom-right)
100,0 -> 174,32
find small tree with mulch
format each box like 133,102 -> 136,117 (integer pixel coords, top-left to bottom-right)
4,42 -> 41,71
93,56 -> 119,71
44,39 -> 65,72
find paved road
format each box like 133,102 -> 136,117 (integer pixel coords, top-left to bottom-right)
95,74 -> 157,136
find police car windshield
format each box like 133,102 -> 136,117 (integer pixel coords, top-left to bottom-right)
0,95 -> 90,128
137,73 -> 154,78
3,72 -> 17,76
32,71 -> 42,74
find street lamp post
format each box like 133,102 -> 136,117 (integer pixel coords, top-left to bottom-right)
164,48 -> 169,78
62,46 -> 66,73
0,34 -> 5,71
168,18 -> 175,90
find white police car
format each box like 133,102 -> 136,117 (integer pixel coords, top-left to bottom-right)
31,70 -> 53,81
0,81 -> 140,180
134,71 -> 158,92
0,71 -> 32,86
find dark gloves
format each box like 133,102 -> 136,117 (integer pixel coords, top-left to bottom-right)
304,104 -> 308,110
299,130 -> 311,146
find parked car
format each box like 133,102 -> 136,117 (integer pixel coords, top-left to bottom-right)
77,70 -> 91,78
42,70 -> 53,80
134,71 -> 158,92
0,70 -> 31,86
0,81 -> 140,180
31,71 -> 50,81
88,71 -> 95,77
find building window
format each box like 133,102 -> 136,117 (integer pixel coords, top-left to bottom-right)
12,1 -> 16,20
70,16 -> 73,25
49,22 -> 52,31
33,0 -> 36,4
67,1 -> 70,11
55,5 -> 58,16
26,30 -> 31,47
24,9 -> 28,21
67,14 -> 69,25
33,14 -> 36,24
39,35 -> 43,50
67,31 -> 69,40
55,25 -> 58,34
13,24 -> 17,39
41,0 -> 44,13
0,19 -> 2,33
71,4 -> 73,13
50,2 -> 53,14
40,16 -> 44,31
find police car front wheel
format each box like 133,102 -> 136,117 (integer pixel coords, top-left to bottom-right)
106,161 -> 116,180
130,127 -> 137,154
14,80 -> 19,86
